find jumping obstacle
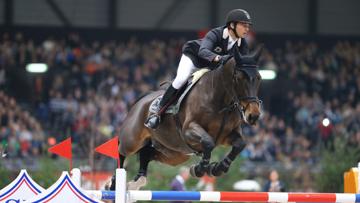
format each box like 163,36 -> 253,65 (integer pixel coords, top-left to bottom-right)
89,190 -> 360,202
3,166 -> 360,202
80,168 -> 360,203
344,163 -> 360,193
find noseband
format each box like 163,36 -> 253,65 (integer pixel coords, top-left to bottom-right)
231,95 -> 262,120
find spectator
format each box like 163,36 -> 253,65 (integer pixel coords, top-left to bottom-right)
263,169 -> 286,192
169,166 -> 191,203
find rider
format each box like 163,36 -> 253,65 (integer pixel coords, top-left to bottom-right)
145,9 -> 253,129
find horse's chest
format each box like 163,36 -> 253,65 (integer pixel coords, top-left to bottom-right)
206,114 -> 240,137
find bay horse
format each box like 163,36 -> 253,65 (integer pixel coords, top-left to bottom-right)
112,46 -> 263,190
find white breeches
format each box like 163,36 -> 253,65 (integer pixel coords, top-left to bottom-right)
172,54 -> 198,89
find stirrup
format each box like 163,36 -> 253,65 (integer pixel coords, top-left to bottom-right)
144,114 -> 161,129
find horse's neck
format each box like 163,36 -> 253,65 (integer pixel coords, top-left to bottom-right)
203,66 -> 234,110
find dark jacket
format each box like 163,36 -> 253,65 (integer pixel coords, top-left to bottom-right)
263,180 -> 286,192
182,26 -> 249,69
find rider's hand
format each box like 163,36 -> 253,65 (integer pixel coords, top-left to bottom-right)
214,55 -> 221,62
219,54 -> 232,64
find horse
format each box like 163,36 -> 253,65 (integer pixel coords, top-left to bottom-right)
112,45 -> 263,190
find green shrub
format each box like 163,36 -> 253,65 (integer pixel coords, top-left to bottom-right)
0,165 -> 12,188
31,158 -> 67,188
315,136 -> 360,192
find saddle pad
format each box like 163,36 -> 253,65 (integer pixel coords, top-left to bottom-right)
149,68 -> 210,115
192,68 -> 210,84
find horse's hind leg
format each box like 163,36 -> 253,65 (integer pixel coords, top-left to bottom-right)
127,143 -> 155,190
135,143 -> 155,179
108,143 -> 155,191
108,153 -> 126,190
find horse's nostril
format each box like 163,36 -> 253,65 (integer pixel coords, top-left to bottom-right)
248,114 -> 259,123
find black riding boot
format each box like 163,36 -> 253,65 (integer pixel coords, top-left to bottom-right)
144,85 -> 178,129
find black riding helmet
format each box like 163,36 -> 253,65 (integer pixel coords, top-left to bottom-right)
225,9 -> 252,38
225,9 -> 252,25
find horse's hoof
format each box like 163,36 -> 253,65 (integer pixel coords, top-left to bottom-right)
104,182 -> 112,190
207,162 -> 223,177
127,176 -> 147,190
190,165 -> 205,178
105,175 -> 116,190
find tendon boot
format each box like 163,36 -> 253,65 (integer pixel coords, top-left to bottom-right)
145,85 -> 178,129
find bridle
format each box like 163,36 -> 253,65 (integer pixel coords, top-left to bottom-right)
213,61 -> 262,145
220,63 -> 262,121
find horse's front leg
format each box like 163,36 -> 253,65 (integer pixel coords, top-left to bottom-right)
208,129 -> 246,177
184,122 -> 215,178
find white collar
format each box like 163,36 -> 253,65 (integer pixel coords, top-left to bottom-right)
223,28 -> 242,47
175,175 -> 185,184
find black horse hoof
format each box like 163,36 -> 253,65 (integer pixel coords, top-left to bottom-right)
190,165 -> 206,178
207,162 -> 224,177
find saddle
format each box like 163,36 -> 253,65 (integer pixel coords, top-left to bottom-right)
149,68 -> 210,115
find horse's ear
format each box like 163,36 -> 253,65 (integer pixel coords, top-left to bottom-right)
251,44 -> 264,62
234,45 -> 242,66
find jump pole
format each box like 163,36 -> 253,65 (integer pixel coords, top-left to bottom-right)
74,166 -> 360,203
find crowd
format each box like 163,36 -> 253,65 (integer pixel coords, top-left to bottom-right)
242,41 -> 360,165
0,32 -> 359,167
0,90 -> 45,158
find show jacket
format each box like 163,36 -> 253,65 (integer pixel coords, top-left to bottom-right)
182,26 -> 250,69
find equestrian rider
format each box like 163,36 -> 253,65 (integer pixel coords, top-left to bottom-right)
145,9 -> 252,129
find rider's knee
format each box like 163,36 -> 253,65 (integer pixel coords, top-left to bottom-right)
172,77 -> 187,89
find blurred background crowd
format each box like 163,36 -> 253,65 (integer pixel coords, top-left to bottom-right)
1,32 -> 359,166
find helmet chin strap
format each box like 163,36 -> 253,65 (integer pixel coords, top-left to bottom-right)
230,22 -> 240,39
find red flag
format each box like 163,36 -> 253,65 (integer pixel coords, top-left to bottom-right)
95,137 -> 119,159
48,137 -> 72,160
